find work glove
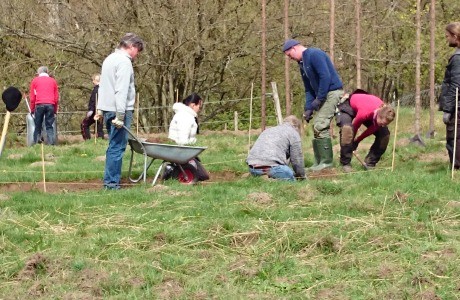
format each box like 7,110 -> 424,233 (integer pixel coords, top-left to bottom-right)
303,109 -> 313,123
93,110 -> 103,121
310,98 -> 323,111
443,112 -> 451,125
111,113 -> 125,129
86,111 -> 93,118
352,140 -> 359,151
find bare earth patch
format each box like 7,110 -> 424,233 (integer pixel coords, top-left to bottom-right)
0,179 -> 106,194
17,252 -> 48,281
247,192 -> 273,205
155,278 -> 184,300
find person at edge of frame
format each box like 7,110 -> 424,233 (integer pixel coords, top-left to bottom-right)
439,22 -> 460,169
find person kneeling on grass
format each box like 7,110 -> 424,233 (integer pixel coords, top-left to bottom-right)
337,89 -> 396,172
166,93 -> 209,182
246,115 -> 306,181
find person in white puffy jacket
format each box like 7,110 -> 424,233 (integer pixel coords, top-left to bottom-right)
168,93 -> 202,145
167,93 -> 209,181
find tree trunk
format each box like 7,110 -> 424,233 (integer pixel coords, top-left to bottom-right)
284,0 -> 291,116
329,0 -> 335,64
261,0 -> 267,130
428,0 -> 436,138
355,0 -> 361,89
415,0 -> 421,136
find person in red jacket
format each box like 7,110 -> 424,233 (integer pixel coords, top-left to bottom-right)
29,66 -> 59,145
337,89 -> 395,172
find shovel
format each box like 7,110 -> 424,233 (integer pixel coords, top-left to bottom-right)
0,87 -> 22,157
353,151 -> 369,171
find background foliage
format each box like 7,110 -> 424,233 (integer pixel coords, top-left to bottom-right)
1,0 -> 460,132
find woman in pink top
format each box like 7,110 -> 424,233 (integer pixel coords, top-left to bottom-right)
336,89 -> 395,172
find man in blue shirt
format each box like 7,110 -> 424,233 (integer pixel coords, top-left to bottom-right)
283,39 -> 343,171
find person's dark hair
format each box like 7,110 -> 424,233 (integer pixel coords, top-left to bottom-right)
119,33 -> 144,52
182,93 -> 202,106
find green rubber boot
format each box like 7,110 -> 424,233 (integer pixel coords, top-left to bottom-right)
308,138 -> 333,171
307,139 -> 321,169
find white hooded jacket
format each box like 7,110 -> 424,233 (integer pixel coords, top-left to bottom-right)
168,102 -> 198,145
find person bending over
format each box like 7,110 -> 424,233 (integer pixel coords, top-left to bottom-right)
246,115 -> 306,181
337,89 -> 395,172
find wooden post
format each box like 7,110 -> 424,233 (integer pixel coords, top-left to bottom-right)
261,0 -> 267,130
234,111 -> 238,132
41,143 -> 47,192
391,99 -> 400,172
428,0 -> 436,138
248,82 -> 254,154
94,93 -> 98,144
136,93 -> 140,136
355,0 -> 361,88
284,0 -> 291,115
0,111 -> 11,156
452,88 -> 459,180
271,82 -> 283,125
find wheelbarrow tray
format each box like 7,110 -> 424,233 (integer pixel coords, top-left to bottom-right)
127,136 -> 207,185
129,138 -> 206,164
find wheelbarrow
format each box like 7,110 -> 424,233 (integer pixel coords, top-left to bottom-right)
124,126 -> 207,186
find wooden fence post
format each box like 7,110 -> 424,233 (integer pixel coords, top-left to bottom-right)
270,82 -> 283,124
234,111 -> 238,131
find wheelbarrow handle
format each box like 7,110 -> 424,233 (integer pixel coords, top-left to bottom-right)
123,125 -> 141,143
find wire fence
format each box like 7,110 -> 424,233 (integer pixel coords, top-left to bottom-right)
0,87 -> 442,139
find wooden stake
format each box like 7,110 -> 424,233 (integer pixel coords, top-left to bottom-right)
0,111 -> 11,156
452,87 -> 459,180
248,82 -> 254,154
391,99 -> 400,172
94,93 -> 98,144
270,82 -> 283,125
136,93 -> 140,136
41,143 -> 46,192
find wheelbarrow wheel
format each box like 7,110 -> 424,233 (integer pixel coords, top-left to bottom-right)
176,164 -> 198,184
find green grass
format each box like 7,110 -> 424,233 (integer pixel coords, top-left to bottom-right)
0,108 -> 458,299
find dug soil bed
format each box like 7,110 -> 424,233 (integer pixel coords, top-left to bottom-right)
0,171 -> 241,194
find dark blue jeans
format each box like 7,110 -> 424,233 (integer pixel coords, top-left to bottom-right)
248,165 -> 295,181
33,104 -> 56,145
103,111 -> 133,189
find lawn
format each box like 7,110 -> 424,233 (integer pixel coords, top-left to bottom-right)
0,108 -> 458,299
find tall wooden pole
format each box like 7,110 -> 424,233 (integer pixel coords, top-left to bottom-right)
414,0 -> 422,137
355,0 -> 362,89
284,0 -> 291,115
329,0 -> 335,64
261,0 -> 267,130
428,0 -> 436,138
